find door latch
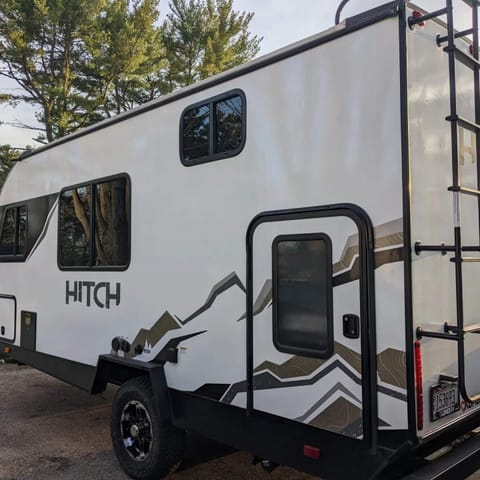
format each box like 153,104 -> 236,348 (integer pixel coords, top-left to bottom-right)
343,314 -> 360,339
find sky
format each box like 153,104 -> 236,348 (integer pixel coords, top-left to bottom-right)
0,0 -> 470,148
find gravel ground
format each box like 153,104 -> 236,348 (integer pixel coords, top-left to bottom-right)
0,363 -> 313,480
2,362 -> 480,480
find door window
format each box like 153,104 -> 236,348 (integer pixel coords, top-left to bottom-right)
272,233 -> 333,359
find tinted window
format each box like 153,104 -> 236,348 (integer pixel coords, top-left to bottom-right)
58,176 -> 130,269
94,179 -> 129,266
273,234 -> 333,359
215,95 -> 243,154
17,206 -> 27,255
181,90 -> 245,165
59,186 -> 92,267
0,209 -> 16,255
0,206 -> 27,257
182,104 -> 210,162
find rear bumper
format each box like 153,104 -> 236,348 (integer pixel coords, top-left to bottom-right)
401,432 -> 480,480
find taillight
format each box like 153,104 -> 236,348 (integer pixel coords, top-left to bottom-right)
415,340 -> 424,431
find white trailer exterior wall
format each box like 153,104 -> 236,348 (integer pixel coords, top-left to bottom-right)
0,12 -> 408,438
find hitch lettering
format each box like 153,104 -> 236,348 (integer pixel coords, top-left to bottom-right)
66,281 -> 121,309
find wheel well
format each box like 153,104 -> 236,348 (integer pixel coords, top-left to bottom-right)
91,355 -> 172,422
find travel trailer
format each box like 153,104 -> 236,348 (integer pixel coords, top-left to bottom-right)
2,1 -> 480,478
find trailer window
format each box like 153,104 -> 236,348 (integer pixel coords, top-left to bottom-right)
58,175 -> 130,270
215,96 -> 243,154
0,209 -> 16,255
94,179 -> 129,267
181,89 -> 246,166
182,104 -> 210,162
272,234 -> 333,359
59,186 -> 92,267
17,206 -> 27,254
0,206 -> 27,257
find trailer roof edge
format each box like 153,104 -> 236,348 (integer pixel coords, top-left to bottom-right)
18,0 -> 403,162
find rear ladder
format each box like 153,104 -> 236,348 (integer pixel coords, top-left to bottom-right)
413,0 -> 480,404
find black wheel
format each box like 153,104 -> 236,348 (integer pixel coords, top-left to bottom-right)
111,376 -> 185,480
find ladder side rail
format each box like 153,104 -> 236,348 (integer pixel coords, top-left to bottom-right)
473,1 -> 480,244
460,0 -> 480,404
445,0 -> 480,403
458,0 -> 480,403
445,0 -> 465,334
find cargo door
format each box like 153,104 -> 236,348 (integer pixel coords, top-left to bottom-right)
247,205 -> 376,445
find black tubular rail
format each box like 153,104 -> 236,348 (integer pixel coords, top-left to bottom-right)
408,7 -> 448,28
413,0 -> 480,404
437,28 -> 475,45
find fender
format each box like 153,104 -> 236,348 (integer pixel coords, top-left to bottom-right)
93,354 -> 172,423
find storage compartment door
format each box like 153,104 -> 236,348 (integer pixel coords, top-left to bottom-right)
0,295 -> 16,342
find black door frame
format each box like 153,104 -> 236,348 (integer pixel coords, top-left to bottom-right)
246,203 -> 378,451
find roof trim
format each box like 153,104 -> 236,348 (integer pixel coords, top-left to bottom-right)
19,0 -> 402,161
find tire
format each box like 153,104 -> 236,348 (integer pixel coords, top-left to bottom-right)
111,376 -> 185,480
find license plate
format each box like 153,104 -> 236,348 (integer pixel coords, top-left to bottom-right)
430,381 -> 460,421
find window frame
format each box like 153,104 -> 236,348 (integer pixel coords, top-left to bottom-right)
272,232 -> 334,360
179,89 -> 247,167
57,173 -> 131,272
0,204 -> 28,261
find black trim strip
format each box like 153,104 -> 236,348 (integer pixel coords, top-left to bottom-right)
398,2 -> 418,444
0,342 -> 96,391
18,1 -> 402,162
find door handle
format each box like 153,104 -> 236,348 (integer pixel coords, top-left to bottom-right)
343,314 -> 359,339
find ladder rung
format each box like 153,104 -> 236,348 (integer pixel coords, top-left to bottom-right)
446,115 -> 480,133
437,28 -> 475,45
450,256 -> 480,262
463,323 -> 480,333
448,185 -> 480,196
409,8 -> 448,27
415,242 -> 480,254
445,323 -> 480,334
445,45 -> 480,70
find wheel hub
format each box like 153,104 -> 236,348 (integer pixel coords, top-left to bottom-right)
120,400 -> 153,461
130,424 -> 140,438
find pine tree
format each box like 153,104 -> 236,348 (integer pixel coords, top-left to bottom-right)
162,0 -> 261,90
200,0 -> 260,79
0,145 -> 22,186
0,0 -> 261,142
0,0 -> 163,142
